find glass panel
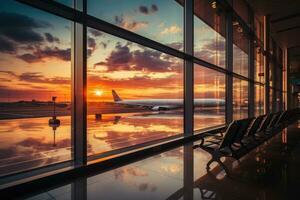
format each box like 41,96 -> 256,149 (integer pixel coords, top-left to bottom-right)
194,0 -> 226,68
194,64 -> 225,131
87,0 -> 184,51
0,1 -> 72,176
233,78 -> 248,120
255,45 -> 264,83
254,16 -> 264,43
233,19 -> 249,77
87,28 -> 183,156
269,60 -> 274,87
255,84 -> 264,116
53,0 -> 73,7
269,88 -> 273,113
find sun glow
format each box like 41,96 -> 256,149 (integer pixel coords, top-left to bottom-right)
95,90 -> 103,96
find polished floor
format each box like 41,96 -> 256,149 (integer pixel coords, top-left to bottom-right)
19,120 -> 300,199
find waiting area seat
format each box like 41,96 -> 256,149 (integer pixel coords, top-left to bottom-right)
194,108 -> 300,172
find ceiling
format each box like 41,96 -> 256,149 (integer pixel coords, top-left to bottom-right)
248,0 -> 300,85
248,0 -> 300,48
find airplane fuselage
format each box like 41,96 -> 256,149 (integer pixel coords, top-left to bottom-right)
115,98 -> 225,110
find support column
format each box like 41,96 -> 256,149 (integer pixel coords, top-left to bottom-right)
263,15 -> 270,114
184,0 -> 194,135
225,10 -> 233,123
72,0 -> 87,166
71,177 -> 87,200
183,144 -> 194,200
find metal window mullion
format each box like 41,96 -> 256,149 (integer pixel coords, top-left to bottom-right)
72,0 -> 87,166
226,11 -> 233,123
273,59 -> 278,112
286,48 -> 291,109
248,9 -> 255,117
183,144 -> 194,200
284,48 -> 288,110
71,177 -> 87,200
184,0 -> 194,136
263,15 -> 270,114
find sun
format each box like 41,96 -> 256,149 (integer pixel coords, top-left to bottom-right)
95,90 -> 103,96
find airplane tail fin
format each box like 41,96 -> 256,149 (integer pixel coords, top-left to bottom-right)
112,90 -> 122,102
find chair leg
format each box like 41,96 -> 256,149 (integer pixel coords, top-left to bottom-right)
206,158 -> 214,170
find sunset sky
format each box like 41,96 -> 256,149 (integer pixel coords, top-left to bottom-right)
0,0 -> 248,103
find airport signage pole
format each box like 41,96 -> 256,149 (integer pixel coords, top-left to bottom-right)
225,2 -> 233,123
184,0 -> 194,136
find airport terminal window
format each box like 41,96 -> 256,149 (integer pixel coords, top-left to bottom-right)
194,0 -> 226,68
255,47 -> 264,83
194,64 -> 225,131
254,16 -> 264,43
53,0 -> 73,7
269,88 -> 274,113
87,27 -> 183,155
87,0 -> 184,51
233,78 -> 248,120
269,61 -> 274,87
0,0 -> 72,176
255,84 -> 264,116
233,20 -> 249,77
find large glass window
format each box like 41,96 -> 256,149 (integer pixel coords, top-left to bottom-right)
54,0 -> 73,7
87,28 -> 183,156
87,0 -> 184,51
255,46 -> 264,83
194,0 -> 226,68
269,88 -> 274,113
194,64 -> 225,131
254,16 -> 264,44
0,1 -> 72,176
255,84 -> 264,116
233,78 -> 248,120
233,19 -> 249,77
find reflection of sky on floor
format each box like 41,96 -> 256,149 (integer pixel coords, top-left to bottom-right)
24,123 -> 300,200
0,111 -> 224,176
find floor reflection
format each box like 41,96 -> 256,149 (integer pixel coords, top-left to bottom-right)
23,121 -> 300,200
0,110 -> 224,176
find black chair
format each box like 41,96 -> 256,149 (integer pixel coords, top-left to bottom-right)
233,117 -> 255,147
243,115 -> 265,143
266,112 -> 281,131
194,121 -> 242,171
257,113 -> 274,133
274,110 -> 287,128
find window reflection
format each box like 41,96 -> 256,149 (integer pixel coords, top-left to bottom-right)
0,0 -> 72,176
87,28 -> 183,156
194,0 -> 226,68
87,0 -> 183,50
194,64 -> 225,131
233,78 -> 248,120
53,0 -> 73,7
233,18 -> 249,77
255,84 -> 264,116
255,46 -> 264,83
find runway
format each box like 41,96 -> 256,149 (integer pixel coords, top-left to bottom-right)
0,102 -> 149,120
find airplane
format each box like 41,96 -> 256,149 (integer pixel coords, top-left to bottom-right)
112,90 -> 225,111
